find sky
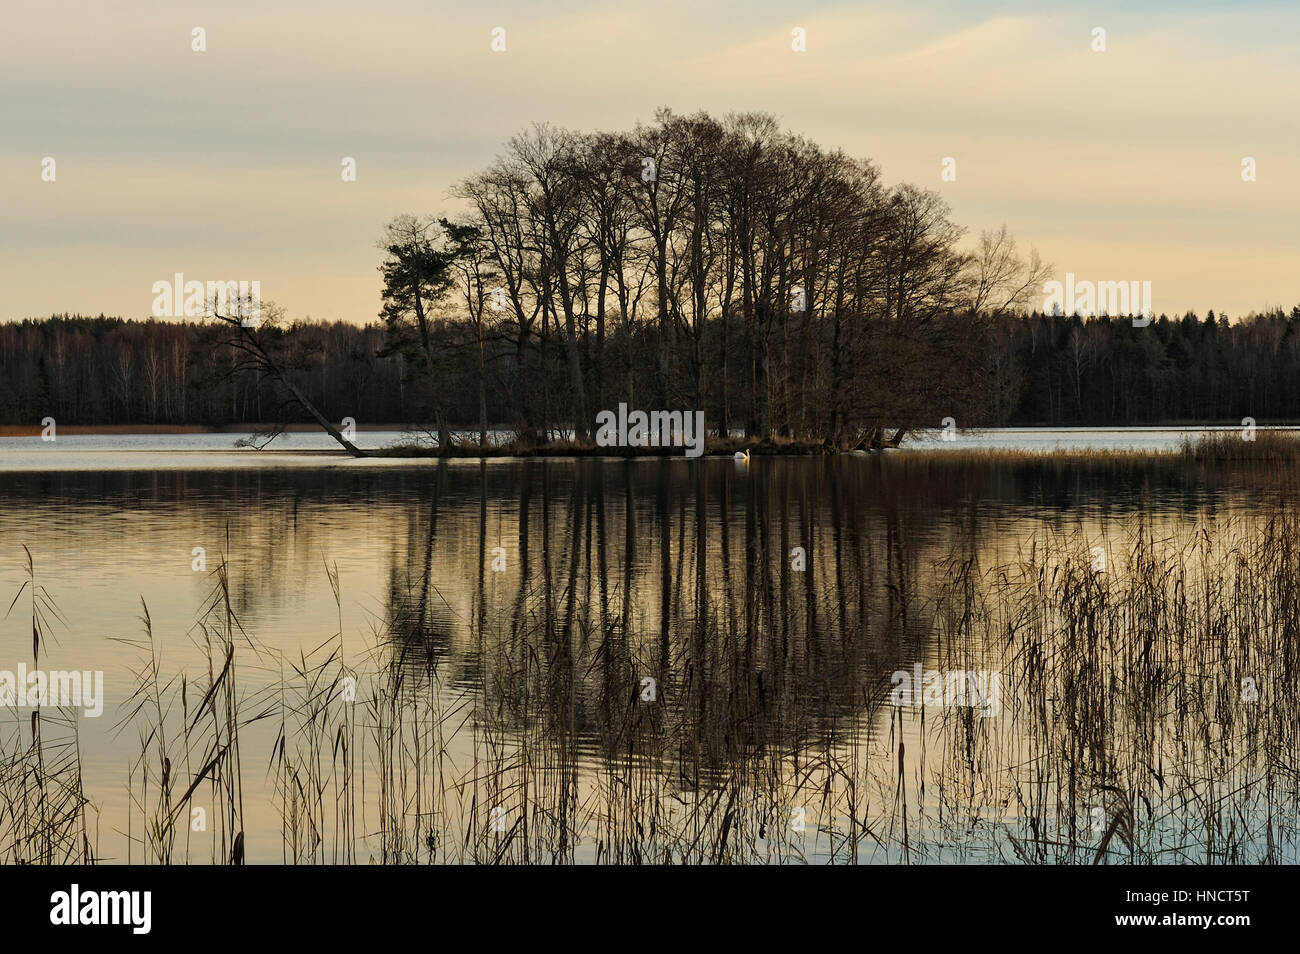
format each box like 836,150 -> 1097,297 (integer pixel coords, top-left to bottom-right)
2,0 -> 1297,323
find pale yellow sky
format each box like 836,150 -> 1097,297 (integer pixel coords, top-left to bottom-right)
3,0 -> 1297,322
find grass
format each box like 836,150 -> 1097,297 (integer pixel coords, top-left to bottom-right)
1179,427 -> 1300,462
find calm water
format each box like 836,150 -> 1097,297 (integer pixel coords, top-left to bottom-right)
1,440 -> 1296,863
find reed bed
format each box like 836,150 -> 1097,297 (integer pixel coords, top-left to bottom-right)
1179,427 -> 1300,462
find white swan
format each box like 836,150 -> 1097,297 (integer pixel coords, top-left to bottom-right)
734,449 -> 750,462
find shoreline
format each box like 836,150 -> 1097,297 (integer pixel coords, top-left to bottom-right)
1,421 -> 1293,438
3,425 -> 1299,467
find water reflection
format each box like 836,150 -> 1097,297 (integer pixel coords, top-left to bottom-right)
0,456 -> 1296,863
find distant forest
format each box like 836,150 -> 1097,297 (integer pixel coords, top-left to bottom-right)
5,307 -> 1300,433
4,110 -> 1299,441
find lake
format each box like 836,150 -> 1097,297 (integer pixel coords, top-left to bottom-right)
1,431 -> 1297,864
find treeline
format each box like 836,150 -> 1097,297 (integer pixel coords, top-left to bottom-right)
3,110 -> 1298,437
1003,307 -> 1300,425
0,315 -> 405,427
6,307 -> 1300,430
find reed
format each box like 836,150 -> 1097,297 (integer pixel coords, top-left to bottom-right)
0,549 -> 93,864
1179,427 -> 1300,462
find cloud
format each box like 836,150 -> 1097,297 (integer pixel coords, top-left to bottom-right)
1,0 -> 1297,320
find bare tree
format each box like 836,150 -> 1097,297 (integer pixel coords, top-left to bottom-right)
967,225 -> 1050,319
212,300 -> 366,458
